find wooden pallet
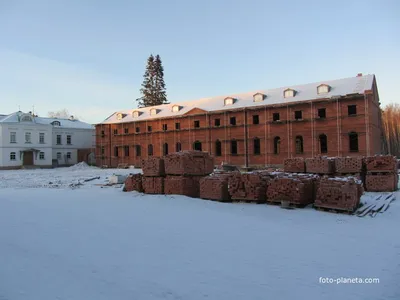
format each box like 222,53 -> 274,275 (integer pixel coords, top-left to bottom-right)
232,198 -> 265,204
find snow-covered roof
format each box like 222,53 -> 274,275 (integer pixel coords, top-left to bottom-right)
0,111 -> 94,129
100,74 -> 375,124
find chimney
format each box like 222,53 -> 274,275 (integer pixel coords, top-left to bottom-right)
357,73 -> 363,77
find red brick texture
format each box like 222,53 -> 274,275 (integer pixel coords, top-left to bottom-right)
305,157 -> 335,174
315,177 -> 363,212
365,155 -> 397,173
365,173 -> 398,192
199,173 -> 233,202
164,175 -> 203,198
283,158 -> 306,173
142,157 -> 165,177
142,177 -> 164,194
164,151 -> 214,176
228,172 -> 271,202
335,157 -> 364,174
123,174 -> 143,192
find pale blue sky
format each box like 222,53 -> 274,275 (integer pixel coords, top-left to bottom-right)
0,0 -> 399,124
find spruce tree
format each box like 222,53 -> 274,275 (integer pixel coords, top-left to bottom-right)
136,54 -> 168,107
154,55 -> 168,105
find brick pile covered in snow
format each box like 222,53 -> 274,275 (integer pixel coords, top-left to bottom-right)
305,156 -> 336,174
199,172 -> 234,202
365,155 -> 398,192
164,151 -> 214,198
123,174 -> 143,192
314,176 -> 364,213
266,173 -> 318,206
283,158 -> 305,173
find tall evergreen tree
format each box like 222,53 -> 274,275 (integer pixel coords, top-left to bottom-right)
136,54 -> 168,107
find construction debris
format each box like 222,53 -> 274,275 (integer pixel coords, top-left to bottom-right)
355,193 -> 396,217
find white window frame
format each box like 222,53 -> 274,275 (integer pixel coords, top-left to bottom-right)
39,133 -> 45,144
67,135 -> 71,145
21,115 -> 33,122
150,108 -> 157,116
67,152 -> 71,159
253,94 -> 264,102
52,121 -> 61,126
10,132 -> 16,143
224,98 -> 234,106
317,85 -> 329,94
132,111 -> 140,118
117,113 -> 123,120
39,152 -> 45,160
172,105 -> 180,112
56,135 -> 62,145
57,152 -> 61,160
284,89 -> 295,98
10,152 -> 16,161
25,132 -> 31,143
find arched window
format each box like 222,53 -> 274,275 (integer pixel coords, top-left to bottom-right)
295,136 -> 304,154
176,142 -> 182,152
319,134 -> 328,153
163,143 -> 169,156
253,138 -> 261,155
349,132 -> 359,152
274,137 -> 281,154
215,140 -> 222,157
193,141 -> 202,151
148,144 -> 153,156
231,140 -> 238,155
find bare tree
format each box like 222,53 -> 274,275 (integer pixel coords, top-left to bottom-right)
48,109 -> 77,120
382,103 -> 400,157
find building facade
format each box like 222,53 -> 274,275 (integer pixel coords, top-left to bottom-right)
0,112 -> 95,169
96,74 -> 383,168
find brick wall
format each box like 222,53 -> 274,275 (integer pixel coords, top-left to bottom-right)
96,94 -> 383,168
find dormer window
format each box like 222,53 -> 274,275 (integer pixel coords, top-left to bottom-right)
284,89 -> 295,98
132,111 -> 141,118
20,115 -> 33,122
317,84 -> 330,94
150,108 -> 158,116
172,105 -> 181,112
51,121 -> 61,126
116,113 -> 127,120
224,97 -> 235,106
253,93 -> 265,102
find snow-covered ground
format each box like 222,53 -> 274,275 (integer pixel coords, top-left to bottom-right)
0,165 -> 399,300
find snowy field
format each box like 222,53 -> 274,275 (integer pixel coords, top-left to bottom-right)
0,165 -> 399,300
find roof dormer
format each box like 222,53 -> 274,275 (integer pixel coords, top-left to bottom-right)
253,93 -> 266,102
51,120 -> 61,126
116,113 -> 127,120
132,110 -> 142,118
150,108 -> 159,116
317,84 -> 330,94
20,113 -> 34,122
172,105 -> 181,112
224,97 -> 235,106
283,88 -> 296,98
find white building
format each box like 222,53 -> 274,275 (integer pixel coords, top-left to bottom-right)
0,111 -> 95,169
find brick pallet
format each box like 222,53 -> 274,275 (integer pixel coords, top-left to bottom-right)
335,157 -> 364,174
142,157 -> 165,177
142,176 -> 164,194
123,174 -> 143,192
365,173 -> 398,192
314,177 -> 363,213
228,172 -> 270,203
283,158 -> 306,173
199,173 -> 233,202
164,151 -> 214,176
365,155 -> 397,173
164,175 -> 203,198
266,175 -> 314,207
305,157 -> 335,174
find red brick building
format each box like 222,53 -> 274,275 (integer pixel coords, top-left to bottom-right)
95,74 -> 383,168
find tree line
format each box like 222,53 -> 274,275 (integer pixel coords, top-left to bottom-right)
382,103 -> 400,157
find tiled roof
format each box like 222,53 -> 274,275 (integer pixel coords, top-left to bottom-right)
100,74 -> 374,124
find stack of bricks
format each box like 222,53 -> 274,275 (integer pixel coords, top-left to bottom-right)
334,157 -> 365,183
266,173 -> 315,206
228,172 -> 272,203
314,176 -> 363,213
305,156 -> 335,174
164,151 -> 214,198
199,172 -> 234,202
123,174 -> 143,192
365,155 -> 398,192
283,158 -> 306,173
141,157 -> 165,194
